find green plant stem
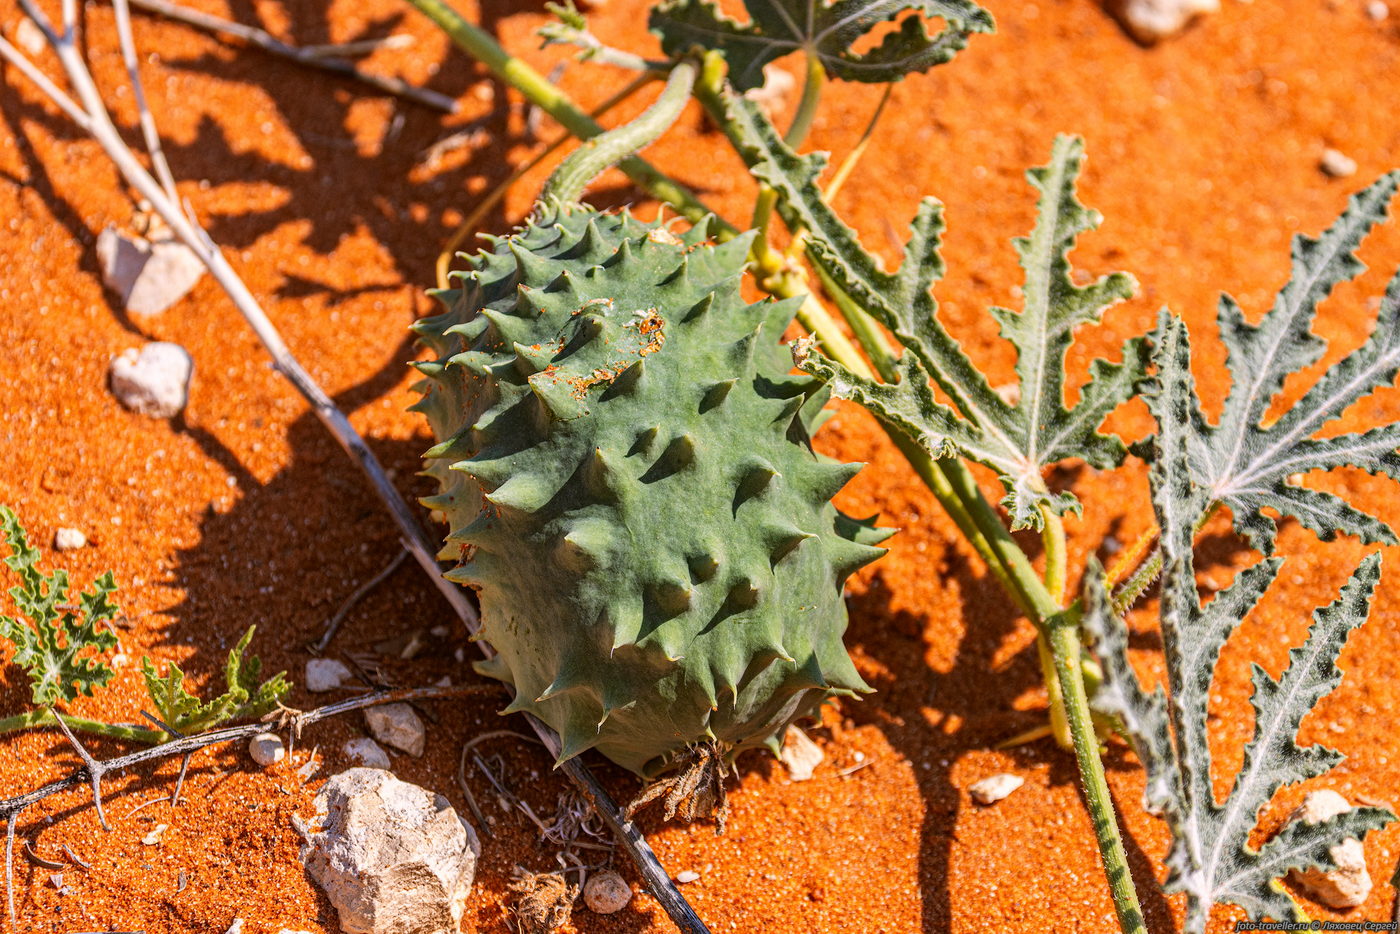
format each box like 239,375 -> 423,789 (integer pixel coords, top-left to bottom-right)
1047,616 -> 1149,934
542,58 -> 699,204
1037,504 -> 1072,747
696,57 -> 1143,932
0,707 -> 163,743
784,54 -> 824,149
404,0 -> 730,232
750,186 -> 784,281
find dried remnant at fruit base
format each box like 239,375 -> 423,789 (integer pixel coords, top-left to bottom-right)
412,200 -> 891,778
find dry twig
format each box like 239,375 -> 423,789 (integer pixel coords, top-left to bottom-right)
311,546 -> 409,653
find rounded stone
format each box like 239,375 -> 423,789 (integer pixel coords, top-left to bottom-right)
248,732 -> 285,767
583,871 -> 631,914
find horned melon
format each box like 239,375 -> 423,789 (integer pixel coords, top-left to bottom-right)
411,199 -> 890,777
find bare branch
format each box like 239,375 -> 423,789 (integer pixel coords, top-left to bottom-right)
49,711 -> 111,831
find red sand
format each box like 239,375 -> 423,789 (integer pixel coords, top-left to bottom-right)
2,0 -> 1400,931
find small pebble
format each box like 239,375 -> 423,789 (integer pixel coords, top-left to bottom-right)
1320,148 -> 1358,178
224,920 -> 244,934
674,870 -> 700,884
1110,0 -> 1219,42
969,773 -> 1024,805
14,17 -> 47,55
141,823 -> 168,846
96,225 -> 205,316
53,527 -> 87,551
343,736 -> 392,770
249,732 -> 286,767
1367,0 -> 1389,20
1284,790 -> 1373,908
365,703 -> 426,757
109,342 -> 193,419
305,657 -> 352,693
583,870 -> 631,913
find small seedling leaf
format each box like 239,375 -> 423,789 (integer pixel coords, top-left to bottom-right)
0,506 -> 118,707
650,0 -> 993,91
141,625 -> 289,735
1082,314 -> 1394,932
1189,171 -> 1400,552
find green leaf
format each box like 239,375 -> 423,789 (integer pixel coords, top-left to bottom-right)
1082,313 -> 1394,932
0,505 -> 119,707
141,625 -> 289,735
773,125 -> 1144,528
650,0 -> 993,91
1189,171 -> 1400,552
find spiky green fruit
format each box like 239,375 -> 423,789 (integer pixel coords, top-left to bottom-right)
412,200 -> 890,776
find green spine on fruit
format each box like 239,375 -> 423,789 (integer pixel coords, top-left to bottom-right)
412,199 -> 890,776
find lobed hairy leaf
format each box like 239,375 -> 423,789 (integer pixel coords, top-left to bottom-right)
650,0 -> 993,91
0,505 -> 118,707
1189,171 -> 1400,552
761,115 -> 1144,528
1082,313 -> 1394,932
141,625 -> 289,735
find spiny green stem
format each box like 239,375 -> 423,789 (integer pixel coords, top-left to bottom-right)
0,708 -> 163,744
404,0 -> 729,231
542,59 -> 699,204
1048,616 -> 1149,934
784,53 -> 824,149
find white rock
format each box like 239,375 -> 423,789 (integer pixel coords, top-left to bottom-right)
305,657 -> 352,693
343,737 -> 392,770
779,725 -> 823,782
249,733 -> 285,767
1284,790 -> 1373,909
583,870 -> 631,914
1367,1 -> 1389,21
223,920 -> 244,934
298,768 -> 480,934
109,343 -> 193,418
96,225 -> 205,316
14,18 -> 47,55
674,870 -> 700,884
1320,148 -> 1358,179
53,527 -> 87,551
364,703 -> 426,757
969,773 -> 1024,805
1109,0 -> 1218,42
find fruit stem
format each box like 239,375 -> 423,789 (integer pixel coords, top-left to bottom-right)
541,58 -> 699,204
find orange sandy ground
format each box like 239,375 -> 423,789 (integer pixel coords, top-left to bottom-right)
3,0 -> 1400,931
